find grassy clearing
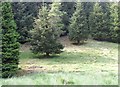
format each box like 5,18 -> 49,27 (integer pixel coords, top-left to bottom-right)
1,38 -> 118,85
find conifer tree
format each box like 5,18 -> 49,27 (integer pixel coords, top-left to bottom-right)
100,2 -> 111,41
48,2 -> 64,37
31,4 -> 63,57
69,3 -> 88,44
89,3 -> 110,41
2,2 -> 20,78
110,3 -> 120,43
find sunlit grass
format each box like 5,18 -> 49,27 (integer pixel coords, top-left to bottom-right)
1,71 -> 118,85
1,40 -> 118,85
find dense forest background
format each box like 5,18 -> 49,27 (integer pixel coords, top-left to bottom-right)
11,2 -> 120,43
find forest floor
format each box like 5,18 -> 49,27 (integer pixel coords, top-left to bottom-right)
1,36 -> 118,85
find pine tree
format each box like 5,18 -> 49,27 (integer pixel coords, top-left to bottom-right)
48,2 -> 64,37
69,3 -> 88,44
2,2 -> 20,78
31,5 -> 63,57
110,3 -> 120,43
89,3 -> 111,41
100,2 -> 111,41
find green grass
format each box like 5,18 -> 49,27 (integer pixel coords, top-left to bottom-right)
20,51 -> 117,64
1,40 -> 118,85
1,72 -> 118,85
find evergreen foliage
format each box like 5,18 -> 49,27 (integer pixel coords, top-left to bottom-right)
31,3 -> 63,57
89,3 -> 111,41
83,2 -> 93,37
110,3 -> 120,43
2,2 -> 20,78
12,2 -> 41,43
48,2 -> 64,36
69,3 -> 89,44
61,2 -> 76,35
1,1 -> 120,79
0,2 -> 2,78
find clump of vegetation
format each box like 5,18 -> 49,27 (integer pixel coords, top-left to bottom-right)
30,3 -> 64,57
69,3 -> 89,44
89,2 -> 120,43
109,3 -> 120,43
89,3 -> 111,41
2,2 -> 20,78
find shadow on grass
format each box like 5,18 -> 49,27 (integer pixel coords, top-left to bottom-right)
72,42 -> 87,45
20,50 -> 61,60
33,53 -> 60,59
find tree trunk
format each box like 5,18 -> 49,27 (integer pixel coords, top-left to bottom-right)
46,52 -> 50,57
77,40 -> 80,45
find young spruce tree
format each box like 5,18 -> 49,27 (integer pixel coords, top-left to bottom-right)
89,3 -> 111,41
48,2 -> 64,37
31,4 -> 63,57
2,3 -> 20,78
69,3 -> 88,44
110,3 -> 120,43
